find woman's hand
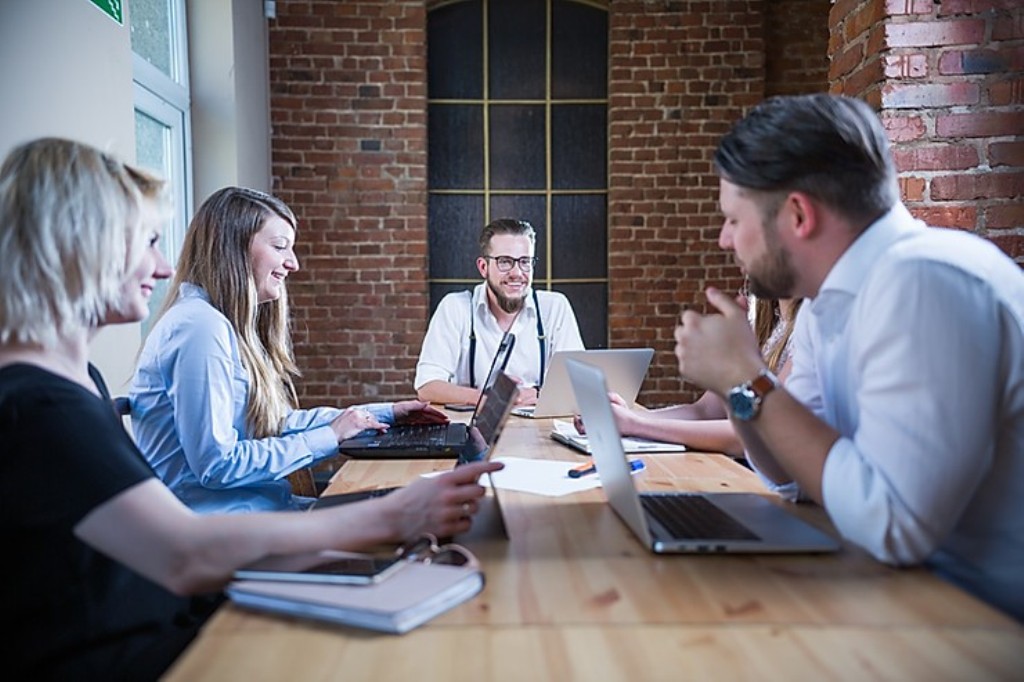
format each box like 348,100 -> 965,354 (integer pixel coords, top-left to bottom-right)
573,391 -> 628,434
330,408 -> 388,443
385,460 -> 505,539
393,400 -> 449,425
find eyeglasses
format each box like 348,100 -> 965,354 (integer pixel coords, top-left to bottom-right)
483,255 -> 537,273
394,533 -> 478,568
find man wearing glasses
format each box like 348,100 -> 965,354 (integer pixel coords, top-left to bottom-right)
414,218 -> 584,406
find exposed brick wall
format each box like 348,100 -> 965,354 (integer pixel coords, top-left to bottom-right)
765,0 -> 831,97
268,1 -> 430,407
269,0 -> 1013,410
831,0 -> 1024,261
607,1 -> 763,406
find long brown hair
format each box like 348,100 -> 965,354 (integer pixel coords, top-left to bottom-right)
753,297 -> 802,373
154,187 -> 299,437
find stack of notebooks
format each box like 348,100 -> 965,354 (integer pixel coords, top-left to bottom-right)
228,549 -> 484,634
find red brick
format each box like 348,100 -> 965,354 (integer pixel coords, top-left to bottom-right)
940,1 -> 1023,19
900,175 -> 927,201
987,234 -> 1024,261
907,205 -> 978,229
893,144 -> 980,171
881,82 -> 979,108
992,11 -> 1024,41
931,172 -> 1024,200
886,0 -> 936,15
985,203 -> 1024,229
883,114 -> 928,142
936,111 -> 1024,138
989,141 -> 1024,168
939,48 -> 1013,75
884,19 -> 986,48
884,53 -> 928,79
988,78 -> 1024,106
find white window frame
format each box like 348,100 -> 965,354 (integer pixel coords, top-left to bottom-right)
131,0 -> 192,321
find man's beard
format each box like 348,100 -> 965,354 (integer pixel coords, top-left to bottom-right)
746,232 -> 796,300
487,278 -> 527,314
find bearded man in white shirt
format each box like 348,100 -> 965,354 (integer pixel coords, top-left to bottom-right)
415,218 -> 584,406
675,94 -> 1024,622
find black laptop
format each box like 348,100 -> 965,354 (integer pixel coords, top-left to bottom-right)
313,370 -> 520,510
337,330 -> 516,459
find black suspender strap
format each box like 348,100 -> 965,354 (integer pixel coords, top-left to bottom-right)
468,288 -> 548,389
533,288 -> 547,390
468,290 -> 477,387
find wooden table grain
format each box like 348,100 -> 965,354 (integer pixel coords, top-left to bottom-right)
164,416 -> 1024,681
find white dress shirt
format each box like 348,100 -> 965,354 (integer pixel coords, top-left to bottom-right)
770,203 -> 1024,621
414,283 -> 584,390
130,284 -> 393,514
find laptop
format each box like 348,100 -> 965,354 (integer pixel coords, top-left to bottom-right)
549,419 -> 687,455
565,359 -> 840,554
338,329 -> 516,459
511,348 -> 654,418
314,370 -> 520,511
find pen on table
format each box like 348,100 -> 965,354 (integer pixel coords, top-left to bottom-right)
567,459 -> 645,478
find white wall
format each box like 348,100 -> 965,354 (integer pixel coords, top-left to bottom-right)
188,0 -> 272,202
0,0 -> 141,393
0,0 -> 272,394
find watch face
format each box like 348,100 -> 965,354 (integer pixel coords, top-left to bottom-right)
729,388 -> 757,421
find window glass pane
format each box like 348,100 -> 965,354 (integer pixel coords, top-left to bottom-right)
134,109 -> 173,332
552,0 -> 608,99
130,0 -> 174,79
489,104 -> 545,189
489,0 -> 545,99
551,104 -> 607,190
429,104 -> 484,189
488,194 -> 547,279
430,282 -> 476,319
428,0 -> 483,99
551,194 -> 606,279
428,194 -> 485,279
556,283 -> 607,349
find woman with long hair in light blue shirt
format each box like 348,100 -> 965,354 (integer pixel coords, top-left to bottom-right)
130,187 -> 447,513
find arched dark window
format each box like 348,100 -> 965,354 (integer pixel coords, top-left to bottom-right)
427,0 -> 609,347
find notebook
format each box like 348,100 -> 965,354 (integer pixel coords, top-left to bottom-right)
565,359 -> 840,554
227,555 -> 483,634
338,329 -> 517,459
511,348 -> 654,418
549,419 -> 687,455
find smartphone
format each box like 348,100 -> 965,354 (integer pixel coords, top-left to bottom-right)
445,403 -> 477,412
234,551 -> 405,585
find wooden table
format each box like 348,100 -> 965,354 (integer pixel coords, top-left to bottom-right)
165,416 -> 1024,680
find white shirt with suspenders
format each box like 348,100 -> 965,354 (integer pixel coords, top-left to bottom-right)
413,283 -> 585,392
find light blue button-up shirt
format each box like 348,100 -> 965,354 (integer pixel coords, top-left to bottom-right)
129,283 -> 393,513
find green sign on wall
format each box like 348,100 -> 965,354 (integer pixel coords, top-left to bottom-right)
89,0 -> 123,25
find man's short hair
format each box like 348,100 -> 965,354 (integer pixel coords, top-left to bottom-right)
479,218 -> 536,255
714,94 -> 899,227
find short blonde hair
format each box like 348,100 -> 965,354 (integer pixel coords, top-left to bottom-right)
0,137 -> 165,346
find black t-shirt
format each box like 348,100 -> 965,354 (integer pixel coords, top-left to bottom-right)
0,364 -> 218,680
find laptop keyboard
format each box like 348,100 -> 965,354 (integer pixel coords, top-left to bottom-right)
640,494 -> 760,541
374,424 -> 450,448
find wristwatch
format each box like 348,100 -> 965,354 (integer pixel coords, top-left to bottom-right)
727,369 -> 779,421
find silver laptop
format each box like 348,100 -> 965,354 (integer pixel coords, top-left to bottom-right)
511,348 -> 654,418
565,359 -> 840,554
